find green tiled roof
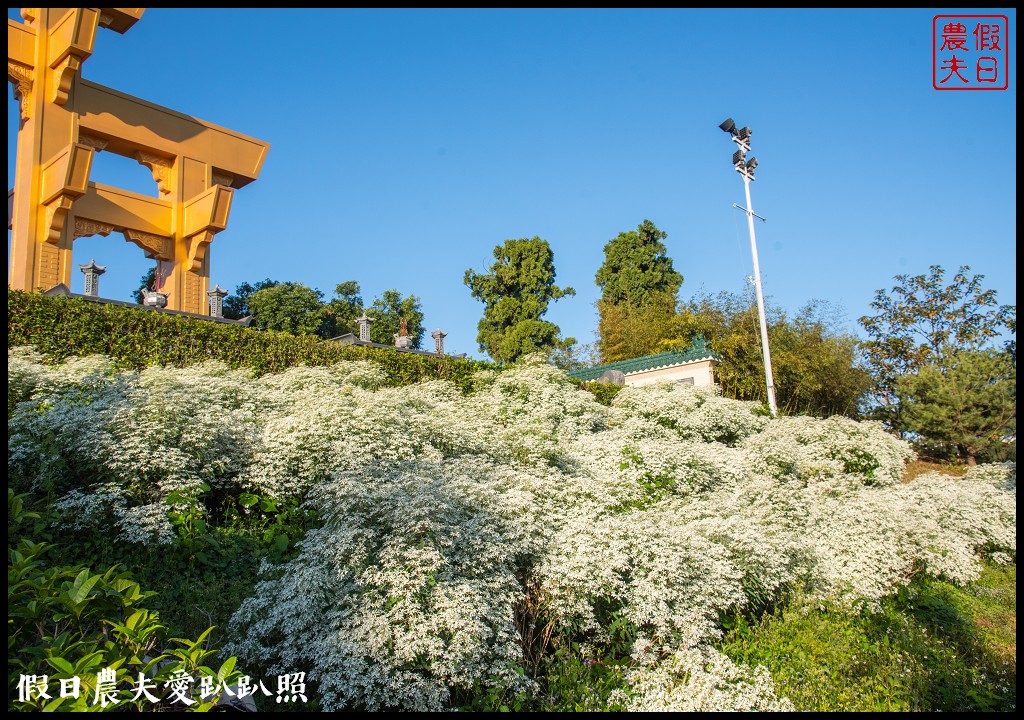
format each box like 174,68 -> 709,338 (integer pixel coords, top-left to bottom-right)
568,335 -> 721,382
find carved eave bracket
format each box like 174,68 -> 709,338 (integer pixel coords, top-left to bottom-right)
40,143 -> 93,242
135,151 -> 174,196
123,229 -> 173,261
78,134 -> 109,151
43,196 -> 75,243
46,8 -> 99,105
183,184 -> 233,271
8,62 -> 34,120
74,217 -> 115,238
96,9 -> 145,34
50,54 -> 81,105
186,230 -> 215,272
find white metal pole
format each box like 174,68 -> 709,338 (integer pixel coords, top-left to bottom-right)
742,172 -> 778,416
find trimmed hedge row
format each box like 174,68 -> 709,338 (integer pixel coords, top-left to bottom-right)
7,290 -> 493,390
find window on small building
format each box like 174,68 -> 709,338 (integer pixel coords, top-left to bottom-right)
677,377 -> 695,385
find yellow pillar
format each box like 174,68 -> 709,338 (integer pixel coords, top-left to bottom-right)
8,8 -> 268,313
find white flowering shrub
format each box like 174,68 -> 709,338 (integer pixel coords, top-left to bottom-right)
538,505 -> 747,649
741,415 -> 916,486
8,358 -> 259,544
7,349 -> 1016,711
613,382 -> 768,446
8,352 -> 127,497
610,645 -> 795,711
8,346 -> 51,413
227,460 -> 535,711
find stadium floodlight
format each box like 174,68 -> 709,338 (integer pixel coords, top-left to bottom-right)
718,118 -> 777,416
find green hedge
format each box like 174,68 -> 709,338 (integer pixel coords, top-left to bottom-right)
7,290 -> 493,390
576,379 -> 625,406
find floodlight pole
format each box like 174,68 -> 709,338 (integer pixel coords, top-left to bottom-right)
723,120 -> 778,417
739,169 -> 778,417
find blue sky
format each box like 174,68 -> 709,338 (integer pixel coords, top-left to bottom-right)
8,8 -> 1017,360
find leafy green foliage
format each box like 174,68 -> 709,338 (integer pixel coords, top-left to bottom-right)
597,291 -> 677,363
222,278 -> 280,320
367,288 -> 425,348
8,490 -> 240,712
858,265 -> 1015,430
7,290 -> 490,390
595,219 -> 682,307
575,379 -> 625,406
595,220 -> 682,363
248,282 -> 331,337
531,643 -> 630,711
672,291 -> 871,418
548,340 -> 598,373
326,280 -> 364,338
898,347 -> 1016,464
464,237 -> 575,364
719,563 -> 1017,712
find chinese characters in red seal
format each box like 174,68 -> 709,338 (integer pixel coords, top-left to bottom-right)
934,15 -> 1009,90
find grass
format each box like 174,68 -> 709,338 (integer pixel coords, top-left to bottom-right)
717,562 -> 1016,711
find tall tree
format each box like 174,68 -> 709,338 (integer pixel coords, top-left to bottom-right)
326,280 -> 364,338
367,289 -> 425,349
464,237 -> 575,364
595,219 -> 682,362
223,278 -> 280,320
597,292 -> 678,363
897,347 -> 1015,464
858,264 -> 1015,431
247,282 -> 330,337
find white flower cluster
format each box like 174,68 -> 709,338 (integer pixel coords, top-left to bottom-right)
741,415 -> 916,487
228,459 -> 534,711
7,348 -> 1016,711
612,382 -> 768,446
609,645 -> 794,712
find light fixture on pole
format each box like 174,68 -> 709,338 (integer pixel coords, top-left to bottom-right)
719,117 -> 778,417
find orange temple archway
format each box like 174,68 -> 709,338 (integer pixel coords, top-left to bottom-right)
8,8 -> 270,314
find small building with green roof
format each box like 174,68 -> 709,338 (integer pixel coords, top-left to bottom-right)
568,334 -> 721,387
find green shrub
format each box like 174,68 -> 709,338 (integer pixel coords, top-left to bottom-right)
7,290 -> 490,390
8,491 -> 240,712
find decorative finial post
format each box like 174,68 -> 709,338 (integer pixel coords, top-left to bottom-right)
394,317 -> 413,349
356,312 -> 373,342
79,259 -> 106,297
431,328 -> 447,356
207,284 -> 228,318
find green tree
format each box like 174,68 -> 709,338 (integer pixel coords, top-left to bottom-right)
595,220 -> 682,362
132,266 -> 157,304
222,278 -> 280,320
326,280 -> 364,338
898,347 -> 1016,464
858,265 -> 1015,432
671,290 -> 871,418
247,282 -> 329,336
367,289 -> 425,349
597,292 -> 678,363
464,237 -> 575,364
549,340 -> 599,373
